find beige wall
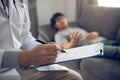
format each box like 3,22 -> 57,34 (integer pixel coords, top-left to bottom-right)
36,0 -> 77,26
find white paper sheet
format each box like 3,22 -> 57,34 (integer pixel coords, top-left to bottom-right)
36,64 -> 69,71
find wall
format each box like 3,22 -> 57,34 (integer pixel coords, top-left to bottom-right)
36,0 -> 77,26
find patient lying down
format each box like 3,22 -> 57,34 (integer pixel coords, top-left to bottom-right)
50,12 -> 106,49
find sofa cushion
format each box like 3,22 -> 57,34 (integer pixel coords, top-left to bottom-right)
78,6 -> 120,40
80,58 -> 120,80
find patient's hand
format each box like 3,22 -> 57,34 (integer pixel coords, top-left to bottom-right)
70,31 -> 82,44
86,31 -> 99,40
61,32 -> 82,49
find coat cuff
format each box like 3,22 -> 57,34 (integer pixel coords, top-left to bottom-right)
1,50 -> 20,68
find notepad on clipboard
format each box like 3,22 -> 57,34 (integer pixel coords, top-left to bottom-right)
56,42 -> 103,63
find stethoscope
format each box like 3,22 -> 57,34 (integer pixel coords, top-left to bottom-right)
1,0 -> 25,26
1,0 -> 9,17
1,0 -> 16,17
1,0 -> 23,19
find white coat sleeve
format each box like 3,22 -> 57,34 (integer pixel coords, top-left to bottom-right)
21,1 -> 40,50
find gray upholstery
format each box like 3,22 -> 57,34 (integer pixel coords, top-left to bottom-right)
78,6 -> 120,40
80,58 -> 120,80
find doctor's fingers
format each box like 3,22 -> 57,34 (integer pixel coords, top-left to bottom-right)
41,56 -> 56,61
37,49 -> 59,56
41,43 -> 61,50
45,51 -> 59,56
48,50 -> 59,55
34,56 -> 56,66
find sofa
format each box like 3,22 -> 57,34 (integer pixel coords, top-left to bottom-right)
37,5 -> 120,80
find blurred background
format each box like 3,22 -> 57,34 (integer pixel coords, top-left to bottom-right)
28,1 -> 120,80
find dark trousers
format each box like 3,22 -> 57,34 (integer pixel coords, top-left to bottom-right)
101,40 -> 120,60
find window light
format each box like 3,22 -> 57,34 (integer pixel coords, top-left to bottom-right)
98,0 -> 120,7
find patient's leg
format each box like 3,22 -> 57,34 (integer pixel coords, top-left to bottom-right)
102,40 -> 120,46
104,46 -> 120,60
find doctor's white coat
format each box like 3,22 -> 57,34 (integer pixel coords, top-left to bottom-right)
0,0 -> 39,79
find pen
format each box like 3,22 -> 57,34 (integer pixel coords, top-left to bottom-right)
36,39 -> 66,53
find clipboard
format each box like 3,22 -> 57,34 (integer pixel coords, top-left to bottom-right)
26,42 -> 104,69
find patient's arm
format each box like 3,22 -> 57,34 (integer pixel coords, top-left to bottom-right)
61,41 -> 76,49
86,31 -> 99,40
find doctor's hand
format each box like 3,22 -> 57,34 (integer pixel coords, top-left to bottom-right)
19,43 -> 61,66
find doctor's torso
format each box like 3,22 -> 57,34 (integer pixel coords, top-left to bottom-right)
0,0 -> 28,50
